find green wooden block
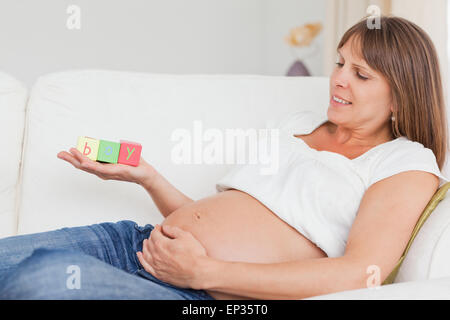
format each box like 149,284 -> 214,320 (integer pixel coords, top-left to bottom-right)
97,140 -> 120,163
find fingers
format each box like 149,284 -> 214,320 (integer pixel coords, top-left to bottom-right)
142,238 -> 155,261
139,237 -> 157,275
146,225 -> 172,257
149,224 -> 167,245
69,148 -> 95,168
161,224 -> 184,239
58,148 -> 109,175
57,148 -> 88,168
57,150 -> 82,169
136,251 -> 156,276
138,225 -> 170,276
72,148 -> 122,175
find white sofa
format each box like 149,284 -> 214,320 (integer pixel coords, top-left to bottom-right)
1,69 -> 450,299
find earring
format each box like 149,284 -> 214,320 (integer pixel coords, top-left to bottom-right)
391,115 -> 395,122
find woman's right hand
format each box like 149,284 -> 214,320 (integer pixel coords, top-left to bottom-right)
57,148 -> 158,186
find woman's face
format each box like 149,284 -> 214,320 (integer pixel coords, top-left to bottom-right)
328,37 -> 393,133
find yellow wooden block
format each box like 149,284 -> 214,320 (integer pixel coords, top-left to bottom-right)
76,136 -> 99,161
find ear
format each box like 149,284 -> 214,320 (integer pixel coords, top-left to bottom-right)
389,99 -> 396,114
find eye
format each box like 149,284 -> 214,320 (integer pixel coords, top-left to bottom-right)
335,62 -> 369,80
356,72 -> 368,80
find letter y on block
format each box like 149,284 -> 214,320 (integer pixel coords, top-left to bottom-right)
118,140 -> 142,166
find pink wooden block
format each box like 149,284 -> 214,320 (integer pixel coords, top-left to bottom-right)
118,140 -> 142,166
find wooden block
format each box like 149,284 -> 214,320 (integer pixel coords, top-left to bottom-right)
97,139 -> 120,164
118,140 -> 142,166
76,136 -> 99,161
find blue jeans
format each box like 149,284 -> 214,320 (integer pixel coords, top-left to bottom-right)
0,220 -> 215,300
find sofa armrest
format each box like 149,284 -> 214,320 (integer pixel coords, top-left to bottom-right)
305,277 -> 450,300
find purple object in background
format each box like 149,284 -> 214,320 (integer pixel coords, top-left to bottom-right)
286,60 -> 311,76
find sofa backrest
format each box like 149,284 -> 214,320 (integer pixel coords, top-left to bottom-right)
0,72 -> 27,238
16,70 -> 330,235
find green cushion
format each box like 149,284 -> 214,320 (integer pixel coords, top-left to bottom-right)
382,182 -> 450,285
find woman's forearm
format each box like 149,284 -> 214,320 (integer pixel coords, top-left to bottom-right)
139,170 -> 194,218
201,256 -> 369,300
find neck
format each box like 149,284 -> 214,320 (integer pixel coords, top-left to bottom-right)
326,122 -> 394,148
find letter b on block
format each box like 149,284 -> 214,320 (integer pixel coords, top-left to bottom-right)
76,136 -> 99,161
118,140 -> 142,166
97,140 -> 120,163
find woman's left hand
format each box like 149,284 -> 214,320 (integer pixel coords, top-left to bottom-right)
136,224 -> 210,290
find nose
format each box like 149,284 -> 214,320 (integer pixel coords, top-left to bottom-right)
332,67 -> 350,89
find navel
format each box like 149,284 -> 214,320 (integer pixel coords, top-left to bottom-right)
192,211 -> 201,221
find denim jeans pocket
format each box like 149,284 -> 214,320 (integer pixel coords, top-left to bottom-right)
133,223 -> 154,234
133,223 -> 154,247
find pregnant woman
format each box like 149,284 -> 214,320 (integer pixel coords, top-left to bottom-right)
0,15 -> 448,300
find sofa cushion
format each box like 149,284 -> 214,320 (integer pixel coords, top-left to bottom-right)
384,183 -> 450,284
307,276 -> 450,299
16,70 -> 329,234
394,189 -> 450,282
0,71 -> 27,238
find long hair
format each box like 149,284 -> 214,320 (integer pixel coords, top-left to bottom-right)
337,15 -> 448,170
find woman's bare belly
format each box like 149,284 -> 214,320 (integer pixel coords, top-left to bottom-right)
161,189 -> 327,300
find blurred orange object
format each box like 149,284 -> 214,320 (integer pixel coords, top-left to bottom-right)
285,22 -> 322,47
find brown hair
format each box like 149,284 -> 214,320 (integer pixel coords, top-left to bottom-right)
338,15 -> 448,170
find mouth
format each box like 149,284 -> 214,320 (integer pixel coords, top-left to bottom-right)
331,95 -> 352,106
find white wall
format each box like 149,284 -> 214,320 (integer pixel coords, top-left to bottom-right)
263,0 -> 326,76
391,0 -> 448,109
0,0 -> 326,86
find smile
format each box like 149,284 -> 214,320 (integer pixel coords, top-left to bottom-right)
332,95 -> 352,104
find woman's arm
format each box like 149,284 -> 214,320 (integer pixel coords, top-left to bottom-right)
58,148 -> 193,218
139,169 -> 194,218
137,224 -> 364,298
198,170 -> 439,299
201,256 -> 363,299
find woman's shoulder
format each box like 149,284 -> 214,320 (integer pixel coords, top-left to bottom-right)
382,136 -> 432,153
369,136 -> 448,187
374,136 -> 437,163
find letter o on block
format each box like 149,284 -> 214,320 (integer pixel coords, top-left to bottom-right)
97,140 -> 120,163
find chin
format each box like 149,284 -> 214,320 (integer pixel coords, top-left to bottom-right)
326,107 -> 347,123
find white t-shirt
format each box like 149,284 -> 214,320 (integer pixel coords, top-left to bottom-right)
215,110 -> 449,258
